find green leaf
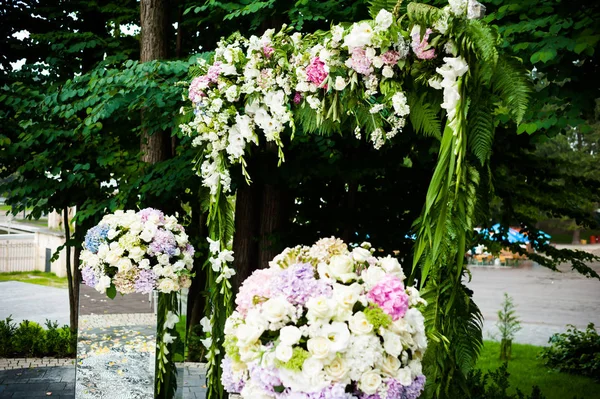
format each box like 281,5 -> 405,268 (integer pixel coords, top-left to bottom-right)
106,284 -> 117,299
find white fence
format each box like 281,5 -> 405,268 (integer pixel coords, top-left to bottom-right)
0,240 -> 36,272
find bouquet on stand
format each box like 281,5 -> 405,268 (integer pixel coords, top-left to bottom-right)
219,237 -> 427,399
79,208 -> 195,398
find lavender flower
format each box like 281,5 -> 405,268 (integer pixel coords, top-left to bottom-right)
83,224 -> 109,254
271,263 -> 332,305
222,357 -> 245,393
249,365 -> 282,394
149,229 -> 177,256
138,207 -> 165,223
385,376 -> 426,399
135,269 -> 157,294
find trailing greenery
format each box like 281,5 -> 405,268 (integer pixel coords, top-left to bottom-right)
0,317 -> 74,358
540,324 -> 600,381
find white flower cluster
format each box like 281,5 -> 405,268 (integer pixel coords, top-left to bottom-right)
79,208 -> 194,296
428,57 -> 469,122
184,10 -> 415,196
220,238 -> 427,398
207,237 -> 236,284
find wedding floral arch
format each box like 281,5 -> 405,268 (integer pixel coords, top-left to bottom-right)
181,1 -> 529,397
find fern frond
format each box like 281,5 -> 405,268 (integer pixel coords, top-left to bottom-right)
492,56 -> 531,124
406,2 -> 443,26
367,0 -> 399,19
467,98 -> 495,165
408,92 -> 442,138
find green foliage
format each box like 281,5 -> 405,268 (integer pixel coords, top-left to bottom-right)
467,363 -> 547,399
0,318 -> 73,358
364,304 -> 393,330
276,347 -> 310,371
0,317 -> 17,357
541,324 -> 600,381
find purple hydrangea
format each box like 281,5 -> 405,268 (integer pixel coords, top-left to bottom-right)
81,266 -> 98,288
149,229 -> 177,256
384,376 -> 426,399
137,207 -> 165,223
271,263 -> 332,305
222,357 -> 245,393
83,224 -> 109,254
134,269 -> 157,294
281,384 -> 357,399
249,365 -> 282,394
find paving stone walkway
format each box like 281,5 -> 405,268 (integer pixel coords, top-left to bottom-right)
0,363 -> 207,398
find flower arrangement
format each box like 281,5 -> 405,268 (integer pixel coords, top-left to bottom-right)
215,237 -> 427,398
79,208 -> 194,297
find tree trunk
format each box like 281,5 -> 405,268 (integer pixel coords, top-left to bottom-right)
572,228 -> 581,244
257,184 -> 289,268
232,184 -> 261,295
140,0 -> 171,164
63,208 -> 77,337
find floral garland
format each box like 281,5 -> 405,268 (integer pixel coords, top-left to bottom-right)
181,1 -> 489,397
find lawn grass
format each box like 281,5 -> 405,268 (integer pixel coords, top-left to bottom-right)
0,270 -> 68,289
14,217 -> 48,227
477,341 -> 600,399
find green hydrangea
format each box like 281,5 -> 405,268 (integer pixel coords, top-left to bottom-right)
223,336 -> 241,363
276,347 -> 310,372
364,304 -> 392,330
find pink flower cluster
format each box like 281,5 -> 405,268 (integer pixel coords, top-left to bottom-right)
188,62 -> 223,104
347,48 -> 373,75
235,268 -> 278,316
411,28 -> 436,60
306,57 -> 328,86
263,45 -> 275,59
381,50 -> 401,66
367,275 -> 409,320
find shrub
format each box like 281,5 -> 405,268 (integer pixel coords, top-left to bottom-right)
44,320 -> 72,357
0,316 -> 17,357
540,323 -> 600,381
467,363 -> 546,399
11,320 -> 45,356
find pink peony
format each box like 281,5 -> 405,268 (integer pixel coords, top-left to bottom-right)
306,57 -> 328,87
235,268 -> 278,316
411,28 -> 436,60
367,274 -> 409,320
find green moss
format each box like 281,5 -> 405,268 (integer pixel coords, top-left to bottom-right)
364,304 -> 392,330
276,347 -> 310,372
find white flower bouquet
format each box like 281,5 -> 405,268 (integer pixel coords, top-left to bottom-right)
79,208 -> 195,297
219,237 -> 427,398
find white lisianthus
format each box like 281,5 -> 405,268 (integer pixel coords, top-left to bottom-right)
361,266 -> 386,288
105,250 -> 121,266
332,283 -> 361,310
175,232 -> 188,246
375,9 -> 394,31
307,336 -> 331,360
139,258 -> 151,269
95,275 -> 112,293
334,76 -> 347,91
359,370 -> 382,395
200,336 -> 212,349
343,22 -> 374,50
220,63 -> 237,76
262,296 -> 294,324
348,311 -> 373,335
275,344 -> 293,362
379,256 -> 405,280
382,329 -> 403,357
236,324 -> 264,349
397,367 -> 413,386
352,247 -> 371,263
322,322 -> 351,352
382,65 -> 394,78
157,253 -> 170,265
306,296 -> 333,323
408,359 -> 423,377
373,56 -> 384,69
128,246 -> 145,262
116,257 -> 133,272
172,260 -> 186,272
140,228 -> 155,242
328,255 -> 356,282
279,325 -> 302,345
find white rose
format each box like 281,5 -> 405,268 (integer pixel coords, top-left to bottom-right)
307,336 -> 331,360
361,266 -> 386,288
306,296 -> 333,323
322,322 -> 351,352
157,277 -> 179,293
397,367 -> 413,386
128,246 -> 145,262
172,260 -> 186,272
380,354 -> 401,377
375,9 -> 394,31
116,257 -> 133,272
262,297 -> 293,324
95,275 -> 111,294
382,65 -> 394,78
343,22 -> 374,50
348,311 -> 373,335
328,255 -> 356,283
333,283 -> 362,310
359,370 -> 382,395
105,250 -> 121,266
324,357 -> 348,382
352,247 -> 371,262
275,344 -> 293,362
373,56 -> 384,69
334,76 -> 347,91
157,253 -> 170,265
380,256 -> 403,274
220,63 -> 237,76
408,359 -> 422,377
279,326 -> 302,346
107,229 -> 118,240
175,232 -> 188,246
97,244 -> 109,259
382,330 -> 403,357
236,324 -> 264,348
